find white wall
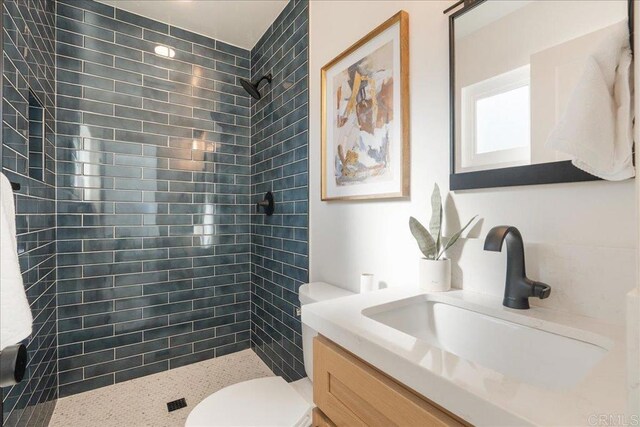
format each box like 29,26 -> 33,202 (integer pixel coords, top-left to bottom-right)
309,1 -> 636,325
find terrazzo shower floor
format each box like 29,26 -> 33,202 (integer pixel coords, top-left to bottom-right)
49,349 -> 274,427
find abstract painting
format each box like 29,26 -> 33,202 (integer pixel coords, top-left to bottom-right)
322,11 -> 409,200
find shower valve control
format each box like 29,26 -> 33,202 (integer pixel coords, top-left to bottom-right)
256,191 -> 275,216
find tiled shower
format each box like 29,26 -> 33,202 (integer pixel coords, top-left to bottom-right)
0,0 -> 308,424
55,0 -> 254,397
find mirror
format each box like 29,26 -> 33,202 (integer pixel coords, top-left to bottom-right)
450,0 -> 632,190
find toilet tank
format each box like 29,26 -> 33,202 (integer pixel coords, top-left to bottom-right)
299,282 -> 355,381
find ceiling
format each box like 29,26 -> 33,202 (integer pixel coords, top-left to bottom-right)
98,0 -> 289,50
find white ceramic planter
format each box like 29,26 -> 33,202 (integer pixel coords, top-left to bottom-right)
418,258 -> 451,292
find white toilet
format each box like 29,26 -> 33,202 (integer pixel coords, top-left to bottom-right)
185,282 -> 354,427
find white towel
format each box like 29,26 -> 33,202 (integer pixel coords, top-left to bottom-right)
546,21 -> 634,181
0,173 -> 32,351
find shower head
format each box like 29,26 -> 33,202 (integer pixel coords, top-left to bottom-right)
239,73 -> 272,100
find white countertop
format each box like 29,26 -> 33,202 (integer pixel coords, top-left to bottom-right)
302,288 -> 627,426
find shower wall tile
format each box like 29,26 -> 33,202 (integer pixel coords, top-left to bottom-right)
1,0 -> 58,426
55,0 -> 252,397
250,0 -> 309,382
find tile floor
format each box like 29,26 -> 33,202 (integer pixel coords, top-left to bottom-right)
49,349 -> 274,427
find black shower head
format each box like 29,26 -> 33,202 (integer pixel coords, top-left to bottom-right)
239,73 -> 272,100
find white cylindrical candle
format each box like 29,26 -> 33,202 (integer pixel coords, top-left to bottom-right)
360,273 -> 375,293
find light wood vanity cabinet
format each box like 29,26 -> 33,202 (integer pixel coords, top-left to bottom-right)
312,407 -> 336,427
312,336 -> 468,427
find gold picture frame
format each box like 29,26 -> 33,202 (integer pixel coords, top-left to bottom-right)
321,11 -> 410,201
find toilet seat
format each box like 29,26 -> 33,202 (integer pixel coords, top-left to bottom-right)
185,376 -> 312,427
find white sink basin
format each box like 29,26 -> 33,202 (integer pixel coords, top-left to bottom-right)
362,294 -> 610,390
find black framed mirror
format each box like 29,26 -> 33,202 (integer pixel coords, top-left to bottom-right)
449,0 -> 634,190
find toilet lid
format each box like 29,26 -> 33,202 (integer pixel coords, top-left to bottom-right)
185,376 -> 311,427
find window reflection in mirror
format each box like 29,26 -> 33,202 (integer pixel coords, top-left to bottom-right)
454,0 -> 628,174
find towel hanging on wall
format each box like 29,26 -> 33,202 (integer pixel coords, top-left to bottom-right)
0,172 -> 32,351
546,20 -> 634,181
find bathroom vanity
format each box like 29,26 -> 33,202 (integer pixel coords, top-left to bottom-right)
303,288 -> 627,426
312,336 -> 466,426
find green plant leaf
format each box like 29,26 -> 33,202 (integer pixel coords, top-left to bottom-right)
429,183 -> 442,253
409,216 -> 437,259
436,215 -> 478,260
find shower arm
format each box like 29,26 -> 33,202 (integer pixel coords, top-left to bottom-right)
254,74 -> 271,88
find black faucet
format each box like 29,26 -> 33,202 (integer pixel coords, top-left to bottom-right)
483,226 -> 551,309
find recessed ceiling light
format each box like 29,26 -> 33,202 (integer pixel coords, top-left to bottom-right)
154,45 -> 175,58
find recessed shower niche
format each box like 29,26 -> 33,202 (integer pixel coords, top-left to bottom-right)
28,90 -> 44,182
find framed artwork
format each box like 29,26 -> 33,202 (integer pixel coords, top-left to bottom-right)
321,11 -> 410,201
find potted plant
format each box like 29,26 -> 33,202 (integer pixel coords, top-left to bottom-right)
409,184 -> 477,292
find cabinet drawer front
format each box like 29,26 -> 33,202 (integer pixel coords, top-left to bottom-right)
313,408 -> 336,427
313,336 -> 465,427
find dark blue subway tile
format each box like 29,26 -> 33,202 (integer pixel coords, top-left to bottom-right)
84,10 -> 143,38
58,301 -> 113,319
143,323 -> 192,341
59,368 -> 84,386
170,26 -> 211,47
115,338 -> 168,359
59,349 -> 114,372
216,40 -> 249,59
142,29 -> 192,54
58,325 -> 114,346
115,360 -> 168,383
60,0 -> 114,16
59,375 -> 114,398
83,309 -> 143,328
58,17 -> 114,43
169,349 -> 214,369
84,332 -> 143,353
115,294 -> 168,311
85,356 -> 142,378
142,344 -> 192,364
116,8 -> 169,34
85,37 -> 142,62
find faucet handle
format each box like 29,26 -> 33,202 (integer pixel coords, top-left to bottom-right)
531,282 -> 551,299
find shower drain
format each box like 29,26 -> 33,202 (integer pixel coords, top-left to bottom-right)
167,398 -> 188,412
